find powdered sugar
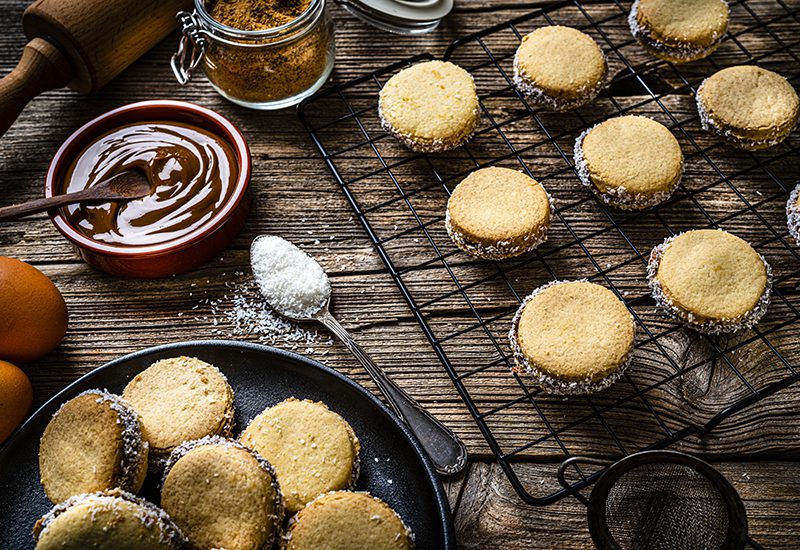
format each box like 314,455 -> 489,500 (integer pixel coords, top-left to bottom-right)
251,235 -> 331,318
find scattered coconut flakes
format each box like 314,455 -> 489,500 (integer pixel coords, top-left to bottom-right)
195,280 -> 332,354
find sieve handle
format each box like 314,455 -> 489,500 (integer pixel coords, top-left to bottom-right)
557,456 -> 613,506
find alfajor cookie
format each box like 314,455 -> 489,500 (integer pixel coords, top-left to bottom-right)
648,229 -> 772,333
574,115 -> 683,209
788,184 -> 800,245
509,280 -> 636,394
39,390 -> 148,504
513,25 -> 607,111
445,167 -> 552,260
283,491 -> 414,550
378,60 -> 480,153
161,436 -> 284,550
697,65 -> 800,150
629,0 -> 729,63
33,489 -> 185,550
123,356 -> 234,470
241,398 -> 360,514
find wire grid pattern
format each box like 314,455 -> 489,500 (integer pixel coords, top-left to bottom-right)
299,0 -> 800,504
604,463 -> 729,549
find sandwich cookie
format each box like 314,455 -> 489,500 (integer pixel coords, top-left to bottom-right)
241,398 -> 360,514
122,356 -> 234,471
648,229 -> 772,333
787,184 -> 800,245
697,65 -> 799,150
378,60 -> 480,153
283,491 -> 414,550
509,280 -> 636,394
513,25 -> 607,111
629,0 -> 729,63
33,489 -> 185,550
574,115 -> 683,209
445,167 -> 553,259
161,436 -> 284,550
39,390 -> 148,504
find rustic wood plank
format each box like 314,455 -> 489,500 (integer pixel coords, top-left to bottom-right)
1,0 -> 799,461
1,0 -> 799,544
455,461 -> 800,549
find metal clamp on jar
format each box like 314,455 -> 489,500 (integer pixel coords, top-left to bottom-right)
172,0 -> 335,110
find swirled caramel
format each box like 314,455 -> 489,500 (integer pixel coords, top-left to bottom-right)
62,121 -> 238,247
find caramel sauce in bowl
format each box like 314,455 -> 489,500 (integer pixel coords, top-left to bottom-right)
45,101 -> 251,278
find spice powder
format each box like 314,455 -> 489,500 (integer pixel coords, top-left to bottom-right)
203,0 -> 332,104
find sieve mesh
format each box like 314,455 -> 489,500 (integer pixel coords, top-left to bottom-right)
603,462 -> 730,550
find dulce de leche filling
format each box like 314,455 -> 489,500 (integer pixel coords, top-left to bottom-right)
62,121 -> 238,247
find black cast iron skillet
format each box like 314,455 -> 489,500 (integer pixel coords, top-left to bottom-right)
0,340 -> 455,549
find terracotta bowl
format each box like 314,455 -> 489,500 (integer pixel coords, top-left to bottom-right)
45,100 -> 251,278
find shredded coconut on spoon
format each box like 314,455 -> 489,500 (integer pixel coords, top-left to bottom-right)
250,235 -> 331,318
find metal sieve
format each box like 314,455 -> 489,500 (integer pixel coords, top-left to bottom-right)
557,450 -> 765,550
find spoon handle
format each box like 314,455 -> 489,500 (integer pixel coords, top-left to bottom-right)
319,312 -> 467,476
0,188 -> 107,221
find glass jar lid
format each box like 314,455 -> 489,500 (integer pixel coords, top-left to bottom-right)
338,0 -> 453,35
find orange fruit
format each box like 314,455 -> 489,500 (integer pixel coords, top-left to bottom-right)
0,359 -> 33,443
0,257 -> 68,363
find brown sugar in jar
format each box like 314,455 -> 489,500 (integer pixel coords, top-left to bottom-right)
173,0 -> 335,109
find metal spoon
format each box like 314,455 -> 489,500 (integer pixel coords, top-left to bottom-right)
0,170 -> 151,221
250,235 -> 467,475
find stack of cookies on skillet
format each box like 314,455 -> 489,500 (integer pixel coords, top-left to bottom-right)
378,0 -> 796,395
34,356 -> 413,550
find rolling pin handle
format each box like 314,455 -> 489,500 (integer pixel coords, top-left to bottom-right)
0,37 -> 73,138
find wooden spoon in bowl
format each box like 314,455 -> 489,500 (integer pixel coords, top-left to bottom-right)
0,171 -> 151,221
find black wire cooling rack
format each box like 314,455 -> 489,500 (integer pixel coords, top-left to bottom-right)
298,0 -> 800,505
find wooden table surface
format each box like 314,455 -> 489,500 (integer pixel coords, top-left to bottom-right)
2,0 -> 800,547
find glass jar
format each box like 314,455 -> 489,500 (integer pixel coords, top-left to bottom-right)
172,0 -> 335,109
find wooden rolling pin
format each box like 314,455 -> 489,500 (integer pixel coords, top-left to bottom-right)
0,0 -> 193,137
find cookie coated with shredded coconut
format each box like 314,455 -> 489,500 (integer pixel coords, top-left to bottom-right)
573,124 -> 680,210
33,489 -> 186,548
695,76 -> 798,150
378,109 -> 478,153
508,280 -> 635,395
647,232 -> 773,334
251,235 -> 331,318
787,185 -> 800,244
47,389 -> 148,494
512,48 -> 607,112
377,60 -> 480,153
628,0 -> 729,63
281,490 -> 415,550
445,191 -> 554,260
161,435 -> 285,549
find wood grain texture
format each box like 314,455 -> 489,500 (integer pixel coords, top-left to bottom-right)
1,0 -> 799,547
456,461 -> 800,549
